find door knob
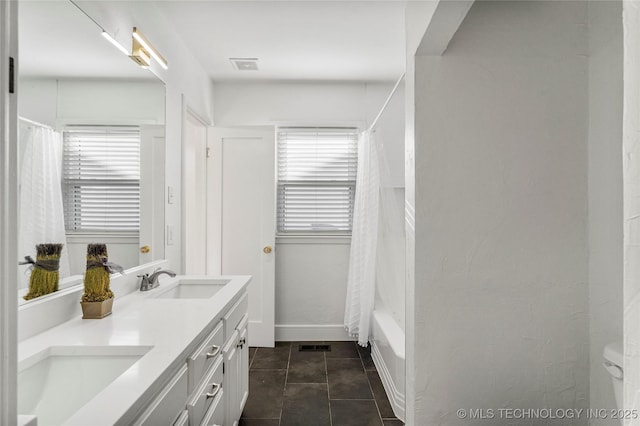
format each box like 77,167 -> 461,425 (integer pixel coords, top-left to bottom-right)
263,246 -> 272,254
140,245 -> 150,253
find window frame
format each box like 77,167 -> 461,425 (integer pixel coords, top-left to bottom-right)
276,126 -> 360,236
61,124 -> 142,236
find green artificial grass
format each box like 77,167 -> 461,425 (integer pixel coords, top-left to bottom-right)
82,243 -> 114,303
23,243 -> 63,301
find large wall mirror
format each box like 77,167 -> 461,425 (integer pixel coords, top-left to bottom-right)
17,0 -> 166,304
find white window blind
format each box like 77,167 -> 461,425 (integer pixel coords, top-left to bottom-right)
62,126 -> 140,233
277,127 -> 358,233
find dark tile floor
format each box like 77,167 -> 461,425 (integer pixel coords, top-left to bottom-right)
240,341 -> 404,426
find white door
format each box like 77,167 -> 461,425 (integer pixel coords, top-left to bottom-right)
183,110 -> 208,274
208,127 -> 275,348
139,125 -> 165,265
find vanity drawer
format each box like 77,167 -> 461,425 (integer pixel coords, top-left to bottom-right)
223,292 -> 248,340
188,321 -> 224,393
173,410 -> 189,426
134,365 -> 188,426
200,388 -> 224,426
187,355 -> 224,426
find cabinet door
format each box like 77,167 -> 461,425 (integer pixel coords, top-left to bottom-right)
223,330 -> 239,426
187,321 -> 223,394
237,322 -> 249,413
173,411 -> 188,426
200,389 -> 225,426
186,356 -> 223,426
134,365 -> 188,426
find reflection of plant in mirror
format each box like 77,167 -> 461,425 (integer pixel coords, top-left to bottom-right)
23,243 -> 63,300
82,244 -> 114,303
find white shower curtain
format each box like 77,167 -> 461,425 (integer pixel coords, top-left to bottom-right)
344,130 -> 379,346
18,122 -> 70,289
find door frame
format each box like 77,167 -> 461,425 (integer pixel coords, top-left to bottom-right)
180,97 -> 210,274
1,0 -> 18,422
139,125 -> 165,265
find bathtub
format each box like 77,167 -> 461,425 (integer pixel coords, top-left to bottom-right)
371,310 -> 405,422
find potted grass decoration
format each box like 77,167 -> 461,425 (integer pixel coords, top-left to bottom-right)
21,243 -> 63,301
81,243 -> 123,319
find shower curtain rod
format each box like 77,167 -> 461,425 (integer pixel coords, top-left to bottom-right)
367,72 -> 406,133
19,116 -> 54,131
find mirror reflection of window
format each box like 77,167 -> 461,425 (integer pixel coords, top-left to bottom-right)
62,125 -> 141,234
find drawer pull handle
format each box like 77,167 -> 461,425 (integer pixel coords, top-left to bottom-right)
237,337 -> 246,349
206,345 -> 221,359
206,383 -> 221,399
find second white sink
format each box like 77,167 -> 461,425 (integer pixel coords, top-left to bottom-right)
154,278 -> 230,299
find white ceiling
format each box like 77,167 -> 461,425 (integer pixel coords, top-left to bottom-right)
156,1 -> 407,82
19,1 -> 406,83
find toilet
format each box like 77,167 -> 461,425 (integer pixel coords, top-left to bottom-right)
603,341 -> 623,413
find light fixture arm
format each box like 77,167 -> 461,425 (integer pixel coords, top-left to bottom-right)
129,36 -> 151,68
131,27 -> 168,70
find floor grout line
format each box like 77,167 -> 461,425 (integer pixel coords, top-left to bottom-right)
329,398 -> 378,401
278,342 -> 292,426
361,342 -> 385,425
325,350 -> 333,426
247,368 -> 288,371
248,347 -> 257,369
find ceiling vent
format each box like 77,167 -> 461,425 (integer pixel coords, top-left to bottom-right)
230,58 -> 259,71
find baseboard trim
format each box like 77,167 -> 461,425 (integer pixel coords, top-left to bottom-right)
371,340 -> 406,422
275,324 -> 357,342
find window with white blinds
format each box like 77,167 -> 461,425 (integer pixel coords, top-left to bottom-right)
277,127 -> 358,233
62,126 -> 141,233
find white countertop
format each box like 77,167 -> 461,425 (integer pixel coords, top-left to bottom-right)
18,274 -> 251,426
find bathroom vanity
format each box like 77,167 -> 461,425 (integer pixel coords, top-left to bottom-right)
17,272 -> 251,426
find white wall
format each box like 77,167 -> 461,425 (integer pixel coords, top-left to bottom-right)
623,1 -> 640,419
588,1 -> 623,422
275,239 -> 351,332
404,2 -> 438,423
214,82 -> 373,127
18,78 -> 56,127
413,2 -> 589,423
214,81 -> 402,340
19,78 -> 165,128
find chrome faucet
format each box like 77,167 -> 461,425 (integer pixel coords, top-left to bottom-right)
138,268 -> 177,291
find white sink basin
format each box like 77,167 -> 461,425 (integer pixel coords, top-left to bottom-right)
154,278 -> 230,299
18,345 -> 152,425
